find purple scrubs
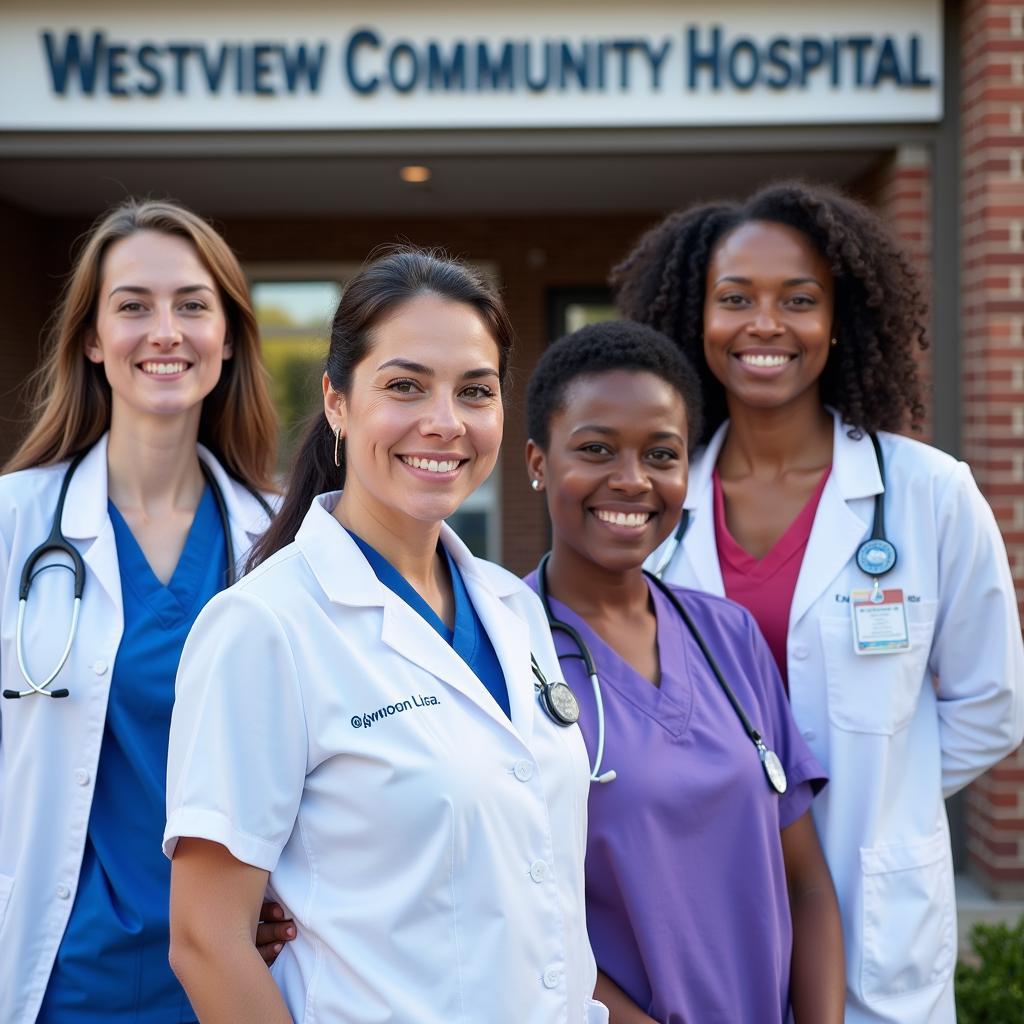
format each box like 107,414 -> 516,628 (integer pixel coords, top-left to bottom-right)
524,574 -> 826,1024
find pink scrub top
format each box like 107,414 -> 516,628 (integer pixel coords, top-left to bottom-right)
713,467 -> 831,687
524,573 -> 826,1024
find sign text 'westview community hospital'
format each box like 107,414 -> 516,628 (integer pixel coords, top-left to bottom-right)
0,3 -> 944,129
42,28 -> 934,98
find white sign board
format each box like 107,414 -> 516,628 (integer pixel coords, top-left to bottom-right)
0,1 -> 943,130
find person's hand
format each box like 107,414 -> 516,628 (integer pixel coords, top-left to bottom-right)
255,900 -> 295,965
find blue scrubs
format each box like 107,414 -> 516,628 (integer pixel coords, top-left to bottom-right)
39,488 -> 225,1023
347,530 -> 510,718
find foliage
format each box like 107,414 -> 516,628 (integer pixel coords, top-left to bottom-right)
955,916 -> 1024,1023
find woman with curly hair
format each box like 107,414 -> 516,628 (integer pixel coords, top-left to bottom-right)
613,181 -> 1024,1024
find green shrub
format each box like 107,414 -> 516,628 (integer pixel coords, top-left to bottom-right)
955,916 -> 1024,1023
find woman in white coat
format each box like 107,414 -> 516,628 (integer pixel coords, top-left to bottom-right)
613,181 -> 1024,1024
165,249 -> 606,1024
0,199 -> 287,1023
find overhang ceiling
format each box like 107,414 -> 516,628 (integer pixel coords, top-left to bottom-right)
0,148 -> 887,218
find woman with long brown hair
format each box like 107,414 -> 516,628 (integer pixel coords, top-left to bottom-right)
164,248 -> 606,1024
0,198 -> 290,1023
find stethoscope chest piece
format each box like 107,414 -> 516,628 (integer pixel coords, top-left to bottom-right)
856,538 -> 896,577
542,680 -> 581,726
758,742 -> 788,795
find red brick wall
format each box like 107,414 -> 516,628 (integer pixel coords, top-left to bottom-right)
960,0 -> 1024,898
858,145 -> 935,439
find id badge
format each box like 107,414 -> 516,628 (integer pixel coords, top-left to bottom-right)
850,588 -> 910,655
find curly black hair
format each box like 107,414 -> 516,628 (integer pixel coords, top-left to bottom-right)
610,180 -> 929,445
526,319 -> 704,451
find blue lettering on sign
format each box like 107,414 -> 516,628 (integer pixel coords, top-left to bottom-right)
42,30 -> 327,96
39,28 -> 936,100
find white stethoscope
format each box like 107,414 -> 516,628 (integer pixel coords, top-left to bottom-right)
2,453 -> 272,700
653,432 -> 897,589
533,552 -> 790,794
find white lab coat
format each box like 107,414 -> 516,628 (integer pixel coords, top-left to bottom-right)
165,493 -> 607,1024
0,435 -> 273,1024
651,411 -> 1024,1024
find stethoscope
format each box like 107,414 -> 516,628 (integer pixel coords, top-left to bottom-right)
2,453 -> 272,701
533,552 -> 789,794
653,432 -> 896,594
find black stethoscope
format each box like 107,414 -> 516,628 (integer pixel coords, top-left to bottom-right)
653,432 -> 896,594
2,453 -> 272,700
533,552 -> 789,794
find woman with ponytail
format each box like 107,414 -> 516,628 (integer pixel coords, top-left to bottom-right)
0,198 -> 290,1024
165,249 -> 607,1024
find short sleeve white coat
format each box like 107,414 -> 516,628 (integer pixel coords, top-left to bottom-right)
651,411 -> 1024,1024
0,435 -> 274,1024
165,493 -> 607,1024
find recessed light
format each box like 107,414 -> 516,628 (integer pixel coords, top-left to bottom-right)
400,165 -> 432,183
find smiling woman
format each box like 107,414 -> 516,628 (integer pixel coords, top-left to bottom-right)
523,319 -> 844,1024
165,247 -> 608,1024
614,181 -> 1024,1024
0,199 -> 284,1024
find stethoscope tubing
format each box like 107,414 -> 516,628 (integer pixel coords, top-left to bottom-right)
537,551 -> 789,792
536,555 -> 615,783
3,451 -> 271,700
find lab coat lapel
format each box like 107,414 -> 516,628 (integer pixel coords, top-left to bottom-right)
458,567 -> 536,746
61,435 -> 123,615
197,445 -> 275,576
679,423 -> 728,595
789,413 -> 881,629
379,587 -> 528,743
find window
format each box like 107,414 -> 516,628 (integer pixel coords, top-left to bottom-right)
249,264 -> 501,560
250,270 -> 349,474
547,287 -> 619,342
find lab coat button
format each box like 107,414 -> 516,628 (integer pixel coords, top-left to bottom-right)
529,859 -> 549,883
513,760 -> 534,782
92,660 -> 108,675
542,966 -> 561,989
56,884 -> 70,899
73,769 -> 90,786
792,644 -> 808,660
802,730 -> 816,742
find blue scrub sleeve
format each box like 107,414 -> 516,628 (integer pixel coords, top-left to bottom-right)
743,613 -> 828,830
164,588 -> 308,871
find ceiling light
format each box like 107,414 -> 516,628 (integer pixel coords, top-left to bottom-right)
400,165 -> 432,183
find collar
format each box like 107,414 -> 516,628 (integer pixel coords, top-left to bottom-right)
687,407 -> 883,508
294,492 -> 520,608
60,433 -> 274,542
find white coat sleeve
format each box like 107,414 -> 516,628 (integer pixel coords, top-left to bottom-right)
0,525 -> 8,830
164,587 -> 308,871
933,460 -> 1024,797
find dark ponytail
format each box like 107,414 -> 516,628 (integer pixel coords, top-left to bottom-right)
246,246 -> 514,572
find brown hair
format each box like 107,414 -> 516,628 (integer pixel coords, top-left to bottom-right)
247,247 -> 515,571
5,198 -> 278,491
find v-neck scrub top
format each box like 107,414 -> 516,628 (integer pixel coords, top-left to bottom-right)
165,494 -> 606,1024
39,488 -> 224,1023
524,574 -> 825,1024
714,466 -> 831,686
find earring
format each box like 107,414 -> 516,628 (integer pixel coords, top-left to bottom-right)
830,337 -> 838,347
531,479 -> 541,492
334,425 -> 343,468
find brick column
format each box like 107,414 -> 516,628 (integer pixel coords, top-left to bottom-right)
960,0 -> 1024,899
860,145 -> 935,437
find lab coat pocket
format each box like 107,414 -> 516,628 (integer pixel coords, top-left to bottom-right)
0,873 -> 12,934
584,997 -> 609,1024
859,830 -> 955,1003
820,607 -> 935,735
